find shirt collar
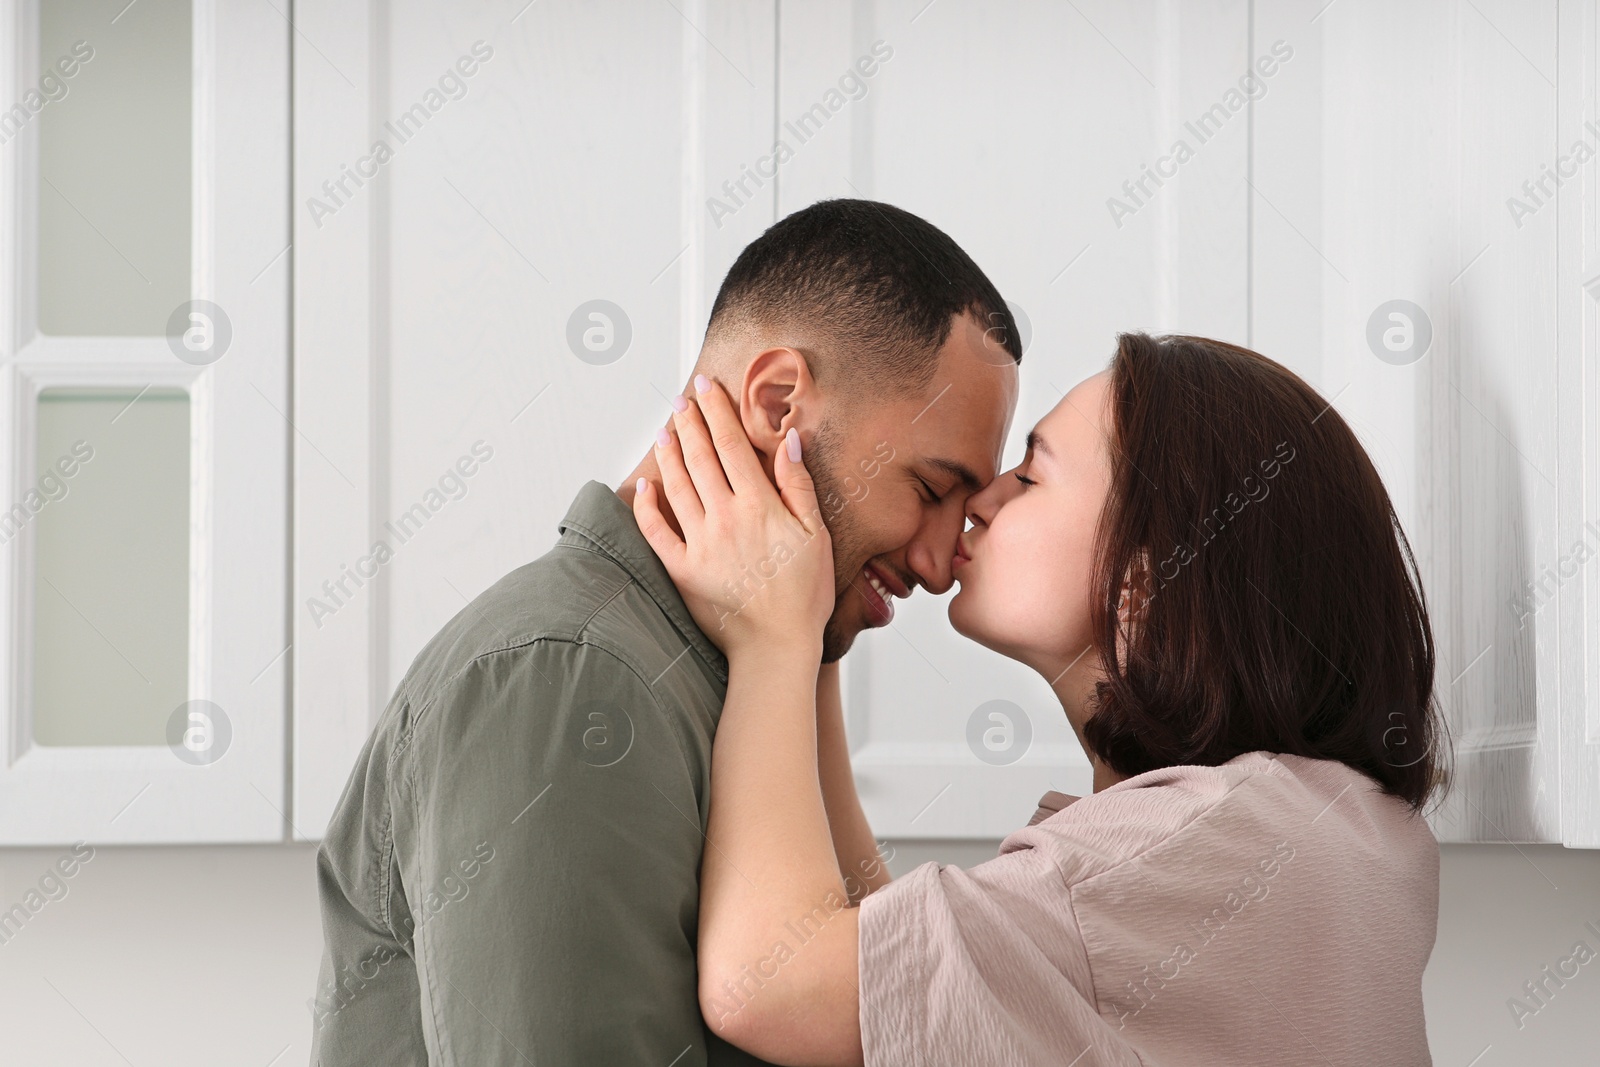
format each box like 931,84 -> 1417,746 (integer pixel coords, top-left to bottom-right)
1027,789 -> 1080,827
558,480 -> 729,685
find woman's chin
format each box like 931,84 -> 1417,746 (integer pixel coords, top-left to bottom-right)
947,587 -> 972,630
948,593 -> 998,654
950,593 -> 1042,667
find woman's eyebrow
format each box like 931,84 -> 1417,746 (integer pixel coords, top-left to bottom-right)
1025,428 -> 1053,458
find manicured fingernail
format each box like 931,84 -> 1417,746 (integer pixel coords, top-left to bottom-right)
695,374 -> 711,394
785,427 -> 801,462
636,477 -> 647,496
671,394 -> 688,413
656,427 -> 671,448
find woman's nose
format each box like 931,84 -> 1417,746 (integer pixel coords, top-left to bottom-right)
965,468 -> 1018,527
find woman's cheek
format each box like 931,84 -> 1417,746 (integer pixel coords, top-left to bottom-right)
984,526 -> 1062,639
1010,525 -> 1092,648
1011,569 -> 1077,650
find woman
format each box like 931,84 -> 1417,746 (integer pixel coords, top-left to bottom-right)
633,332 -> 1445,1067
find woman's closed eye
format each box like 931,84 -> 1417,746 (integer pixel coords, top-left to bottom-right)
1014,472 -> 1036,487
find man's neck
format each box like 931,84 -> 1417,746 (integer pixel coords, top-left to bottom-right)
617,450 -> 684,539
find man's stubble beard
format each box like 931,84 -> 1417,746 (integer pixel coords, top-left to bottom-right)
806,424 -> 869,664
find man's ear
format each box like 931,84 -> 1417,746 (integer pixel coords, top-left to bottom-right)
738,347 -> 818,460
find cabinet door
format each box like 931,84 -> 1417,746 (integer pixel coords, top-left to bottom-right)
1261,0 -> 1600,846
775,0 -> 1257,837
291,1 -> 777,837
1558,0 -> 1600,847
0,0 -> 289,843
1298,0 -> 1564,844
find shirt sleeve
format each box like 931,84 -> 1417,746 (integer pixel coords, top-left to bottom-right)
857,846 -> 1144,1067
385,638 -> 768,1067
310,704 -> 429,1065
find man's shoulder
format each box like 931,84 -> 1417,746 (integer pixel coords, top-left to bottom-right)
396,541 -> 677,713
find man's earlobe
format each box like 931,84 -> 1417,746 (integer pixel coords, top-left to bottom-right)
741,346 -> 813,451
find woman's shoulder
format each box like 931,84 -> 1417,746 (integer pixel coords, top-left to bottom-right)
1001,751 -> 1437,890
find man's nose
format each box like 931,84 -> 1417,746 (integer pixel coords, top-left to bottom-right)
906,504 -> 968,596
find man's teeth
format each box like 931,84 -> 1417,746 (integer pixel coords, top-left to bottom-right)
864,568 -> 891,600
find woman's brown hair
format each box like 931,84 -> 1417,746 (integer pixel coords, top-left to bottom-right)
1083,333 -> 1447,809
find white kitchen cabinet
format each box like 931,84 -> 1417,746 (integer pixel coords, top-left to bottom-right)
0,0 -> 289,843
289,0 -> 1600,846
6,0 -> 1587,847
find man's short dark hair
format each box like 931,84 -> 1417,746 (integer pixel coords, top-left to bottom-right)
704,199 -> 1021,398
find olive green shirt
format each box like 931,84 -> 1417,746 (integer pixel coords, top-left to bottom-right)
311,480 -> 774,1066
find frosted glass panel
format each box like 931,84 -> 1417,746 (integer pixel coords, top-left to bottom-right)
37,0 -> 191,335
32,389 -> 190,746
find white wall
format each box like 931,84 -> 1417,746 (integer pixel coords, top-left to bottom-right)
0,842 -> 1593,1064
0,843 -> 323,1064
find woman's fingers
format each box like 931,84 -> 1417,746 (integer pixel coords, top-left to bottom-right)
653,422 -> 705,531
671,390 -> 733,507
630,476 -> 686,572
775,426 -> 826,538
689,375 -> 770,496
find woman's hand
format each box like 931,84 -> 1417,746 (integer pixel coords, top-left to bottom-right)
632,374 -> 835,656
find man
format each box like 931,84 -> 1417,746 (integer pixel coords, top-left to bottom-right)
310,199 -> 1021,1065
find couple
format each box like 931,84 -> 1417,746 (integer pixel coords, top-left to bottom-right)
312,199 -> 1443,1066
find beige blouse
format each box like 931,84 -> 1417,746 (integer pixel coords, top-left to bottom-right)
857,751 -> 1439,1066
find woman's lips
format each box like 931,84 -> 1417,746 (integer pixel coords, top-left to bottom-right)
952,535 -> 973,572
